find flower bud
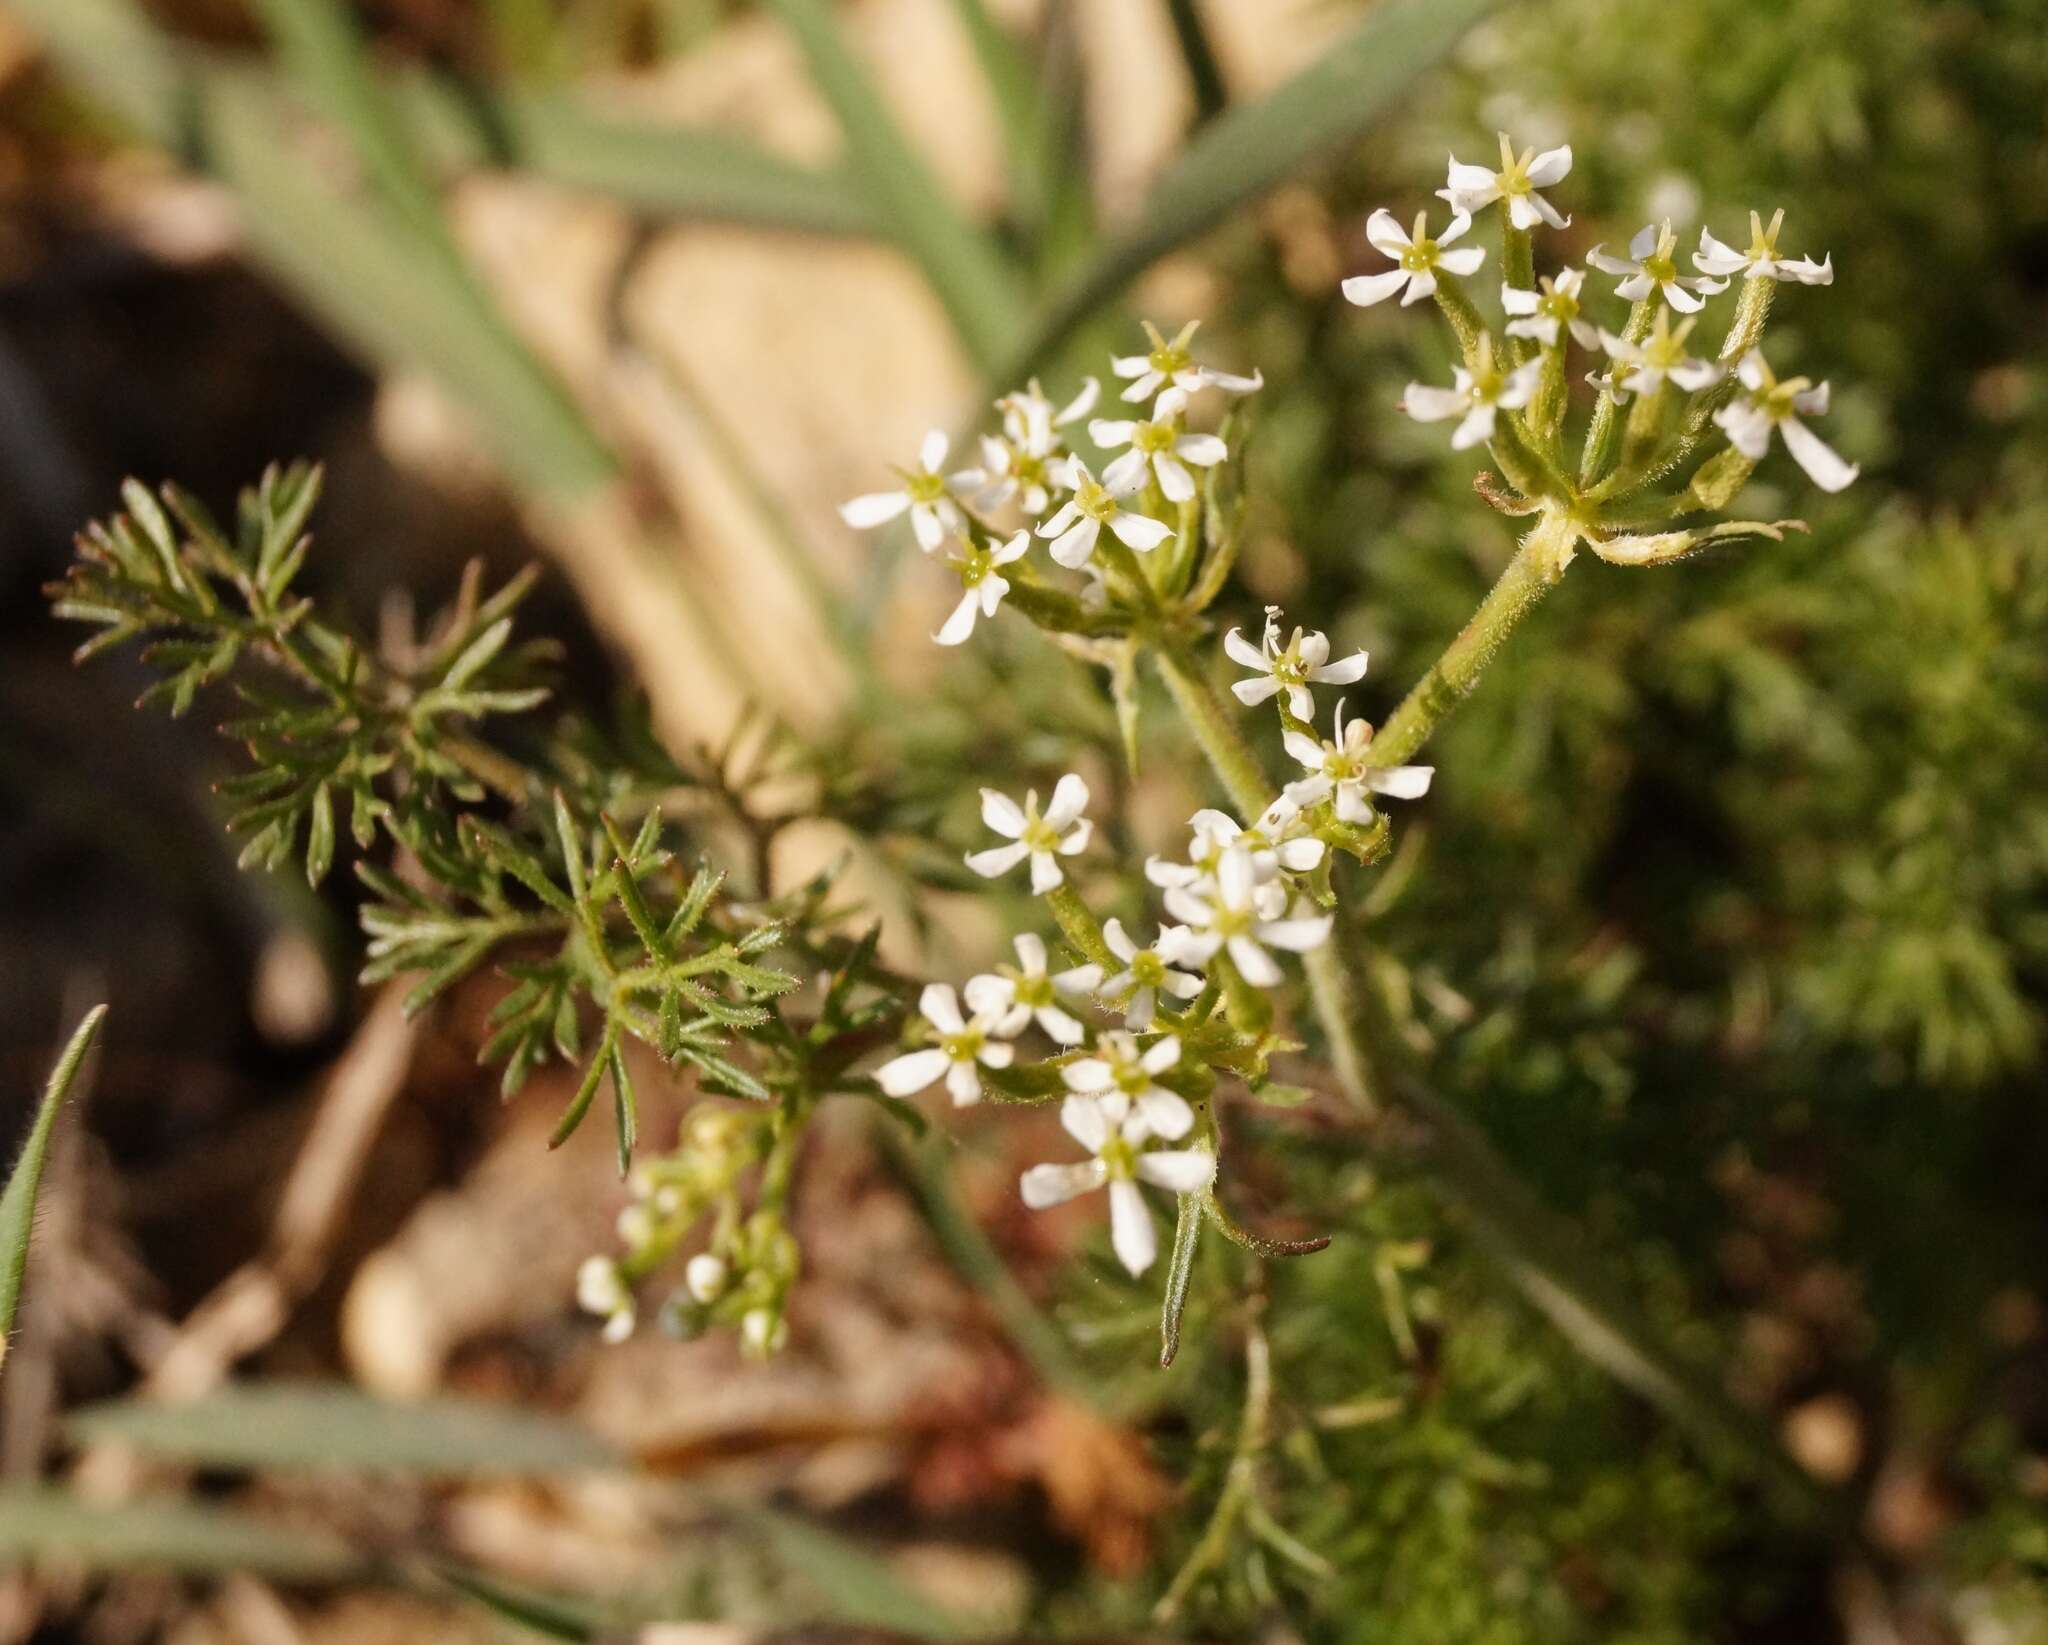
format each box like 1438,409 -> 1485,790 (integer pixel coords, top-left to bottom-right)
685,1252 -> 728,1303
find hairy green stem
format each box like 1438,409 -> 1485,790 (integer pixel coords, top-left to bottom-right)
1578,295 -> 1655,486
1367,507 -> 1581,770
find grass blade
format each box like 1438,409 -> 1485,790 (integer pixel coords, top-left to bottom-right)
0,1487 -> 361,1581
0,1004 -> 106,1375
388,73 -> 882,237
68,1384 -> 626,1476
1004,0 -> 1500,379
765,0 -> 1028,369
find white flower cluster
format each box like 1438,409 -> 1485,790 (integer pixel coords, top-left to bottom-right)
869,601 -> 1433,1276
838,321 -> 1257,646
1345,133 -> 1858,493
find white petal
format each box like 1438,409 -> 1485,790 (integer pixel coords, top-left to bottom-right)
965,840 -> 1032,878
1141,1035 -> 1182,1075
1028,851 -> 1064,895
1584,244 -> 1636,276
1120,370 -> 1165,403
1109,512 -> 1174,551
1056,819 -> 1092,856
1101,917 -> 1137,962
1223,626 -> 1269,670
976,1039 -> 1013,1068
1342,268 -> 1412,308
1792,381 -> 1832,417
1779,416 -> 1859,493
1176,433 -> 1227,468
1232,676 -> 1282,708
1628,223 -> 1660,260
911,504 -> 946,551
875,1046 -> 949,1096
1052,962 -> 1103,995
1044,773 -> 1089,830
1089,418 -> 1139,449
1364,207 -> 1411,255
1123,986 -> 1157,1030
945,1061 -> 983,1106
1282,729 -> 1325,771
1021,1159 -> 1107,1209
839,490 -> 910,528
1276,837 -> 1326,871
934,590 -> 979,646
1283,773 -> 1334,809
1136,1148 -> 1216,1194
1011,931 -> 1048,974
1505,314 -> 1561,346
917,428 -> 949,472
1614,272 -> 1656,302
1154,453 -> 1195,502
1061,1091 -> 1110,1149
965,971 -> 1015,1017
1047,518 -> 1100,569
1670,360 -> 1725,392
1500,283 -> 1540,316
980,787 -> 1026,837
1438,245 -> 1486,277
1101,448 -> 1149,493
1137,1089 -> 1194,1141
1203,367 -> 1263,395
1444,159 -> 1498,195
1713,401 -> 1773,460
1111,353 -> 1150,379
1367,764 -> 1434,799
1256,913 -> 1333,953
1398,269 -> 1439,306
1037,499 -> 1080,538
1499,359 -> 1544,409
1525,145 -> 1572,186
1692,231 -> 1748,277
1663,283 -> 1705,314
1506,193 -> 1542,231
1450,403 -> 1498,450
1401,383 -> 1468,423
1736,350 -> 1770,390
1108,1180 -> 1157,1276
920,982 -> 964,1034
1309,649 -> 1368,685
1437,211 -> 1475,246
1227,934 -> 1283,987
1057,377 -> 1101,421
1781,254 -> 1833,286
991,529 -> 1031,565
1062,1057 -> 1112,1094
1036,1004 -> 1086,1045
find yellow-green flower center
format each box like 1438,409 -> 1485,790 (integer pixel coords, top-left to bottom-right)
942,1028 -> 984,1062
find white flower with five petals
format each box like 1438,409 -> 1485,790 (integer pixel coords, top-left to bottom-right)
1501,269 -> 1598,350
1145,800 -> 1325,893
1342,208 -> 1486,308
960,378 -> 1100,515
1283,701 -> 1434,824
1089,387 -> 1229,503
964,933 -> 1103,1046
1161,848 -> 1333,987
1223,606 -> 1368,720
1062,1031 -> 1192,1141
839,429 -> 978,551
1712,350 -> 1859,493
1596,309 -> 1725,398
935,530 -> 1029,646
1111,319 -> 1263,405
1587,222 -> 1729,314
1035,456 -> 1175,569
1693,210 -> 1832,286
1018,1093 -> 1216,1277
1098,918 -> 1205,1030
1401,334 -> 1542,450
964,775 -> 1093,894
873,981 -> 1017,1107
1438,133 -> 1573,230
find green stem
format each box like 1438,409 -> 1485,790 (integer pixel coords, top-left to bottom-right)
1044,882 -> 1116,971
1368,507 -> 1581,770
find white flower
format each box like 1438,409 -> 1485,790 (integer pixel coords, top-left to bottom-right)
1282,700 -> 1434,825
1111,319 -> 1263,405
1018,1092 -> 1216,1277
839,428 -> 979,552
1223,605 -> 1368,720
1089,386 -> 1229,503
964,933 -> 1104,1046
1438,132 -> 1573,230
935,530 -> 1029,645
1062,1031 -> 1193,1139
576,1256 -> 635,1343
741,1307 -> 788,1356
1098,917 -> 1205,1030
1342,208 -> 1486,308
1035,456 -> 1174,568
1713,350 -> 1859,493
1586,222 -> 1729,314
1162,847 -> 1333,987
1693,209 -> 1832,286
965,774 -> 1093,893
684,1252 -> 728,1304
1501,268 -> 1598,350
1145,799 -> 1325,893
1596,309 -> 1725,398
1400,333 -> 1543,450
962,378 -> 1099,515
873,981 -> 1018,1107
